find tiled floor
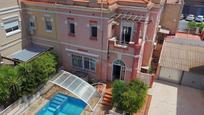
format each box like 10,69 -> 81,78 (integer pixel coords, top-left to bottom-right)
148,80 -> 204,115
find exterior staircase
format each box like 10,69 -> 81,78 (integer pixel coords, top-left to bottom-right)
101,83 -> 112,107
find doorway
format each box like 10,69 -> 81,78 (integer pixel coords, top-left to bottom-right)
112,60 -> 125,81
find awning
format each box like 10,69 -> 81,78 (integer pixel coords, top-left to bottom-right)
50,70 -> 101,111
9,44 -> 51,62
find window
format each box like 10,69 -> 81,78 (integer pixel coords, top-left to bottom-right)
90,25 -> 97,38
69,23 -> 75,35
67,18 -> 75,36
44,17 -> 52,32
72,54 -> 96,72
84,57 -> 96,71
29,16 -> 35,29
72,55 -> 83,68
4,19 -> 20,36
28,16 -> 36,34
121,26 -> 132,44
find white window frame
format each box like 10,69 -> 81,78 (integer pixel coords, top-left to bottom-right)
44,16 -> 53,32
71,54 -> 96,73
119,20 -> 134,44
3,16 -> 21,37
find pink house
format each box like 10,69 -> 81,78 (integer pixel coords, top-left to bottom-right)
21,0 -> 163,83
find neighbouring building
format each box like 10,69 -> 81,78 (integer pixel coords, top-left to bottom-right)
159,0 -> 184,35
20,0 -> 164,83
151,0 -> 184,73
0,0 -> 23,63
157,37 -> 204,89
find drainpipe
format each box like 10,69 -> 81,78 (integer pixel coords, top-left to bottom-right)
100,0 -> 104,81
131,22 -> 141,80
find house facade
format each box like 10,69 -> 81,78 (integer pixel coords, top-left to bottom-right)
0,0 -> 23,63
20,0 -> 163,82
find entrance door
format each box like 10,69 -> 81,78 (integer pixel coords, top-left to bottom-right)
113,65 -> 121,80
112,60 -> 125,81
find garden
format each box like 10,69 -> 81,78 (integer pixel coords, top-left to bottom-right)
0,52 -> 58,110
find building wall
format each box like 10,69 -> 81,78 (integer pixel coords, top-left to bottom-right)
160,3 -> 182,34
0,0 -> 22,58
21,0 -> 161,81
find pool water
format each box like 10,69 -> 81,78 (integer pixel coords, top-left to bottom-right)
36,93 -> 87,115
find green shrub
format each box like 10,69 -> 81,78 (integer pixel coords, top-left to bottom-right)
17,52 -> 58,96
112,80 -> 148,114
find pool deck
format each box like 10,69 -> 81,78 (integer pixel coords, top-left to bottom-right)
23,97 -> 48,115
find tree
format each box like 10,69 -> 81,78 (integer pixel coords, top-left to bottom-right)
187,21 -> 197,30
112,80 -> 148,114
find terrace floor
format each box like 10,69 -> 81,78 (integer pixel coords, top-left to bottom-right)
148,80 -> 204,115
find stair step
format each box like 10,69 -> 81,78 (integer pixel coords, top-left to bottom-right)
56,94 -> 68,100
54,97 -> 65,102
103,97 -> 112,101
105,92 -> 112,95
48,107 -> 57,112
51,100 -> 62,105
104,94 -> 112,98
50,103 -> 59,108
101,101 -> 112,106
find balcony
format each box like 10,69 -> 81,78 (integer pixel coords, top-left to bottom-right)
108,36 -> 142,56
109,36 -> 142,49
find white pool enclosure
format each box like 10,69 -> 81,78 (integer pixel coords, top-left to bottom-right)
50,70 -> 104,111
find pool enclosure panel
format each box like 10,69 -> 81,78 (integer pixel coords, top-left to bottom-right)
50,70 -> 101,111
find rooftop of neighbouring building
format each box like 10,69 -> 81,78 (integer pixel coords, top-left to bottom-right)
166,0 -> 183,4
168,38 -> 204,47
165,32 -> 201,41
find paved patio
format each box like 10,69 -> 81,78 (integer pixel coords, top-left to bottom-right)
148,80 -> 204,115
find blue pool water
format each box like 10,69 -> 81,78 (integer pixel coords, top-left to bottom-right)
36,93 -> 87,115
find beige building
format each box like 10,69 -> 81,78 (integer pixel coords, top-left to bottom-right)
160,0 -> 184,34
0,0 -> 23,63
158,38 -> 204,89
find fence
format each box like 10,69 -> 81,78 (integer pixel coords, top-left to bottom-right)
137,72 -> 153,87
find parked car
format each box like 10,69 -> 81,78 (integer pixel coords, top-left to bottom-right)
195,15 -> 204,22
186,14 -> 195,21
180,14 -> 184,20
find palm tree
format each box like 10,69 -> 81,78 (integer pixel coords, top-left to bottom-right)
0,65 -> 22,101
6,71 -> 22,101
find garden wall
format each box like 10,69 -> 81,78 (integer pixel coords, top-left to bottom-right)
0,82 -> 54,115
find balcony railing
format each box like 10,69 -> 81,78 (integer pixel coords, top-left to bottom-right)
109,36 -> 141,49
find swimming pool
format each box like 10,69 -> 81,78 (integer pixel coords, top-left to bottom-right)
36,93 -> 87,115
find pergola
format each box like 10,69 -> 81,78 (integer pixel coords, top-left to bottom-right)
50,70 -> 102,111
113,13 -> 151,23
